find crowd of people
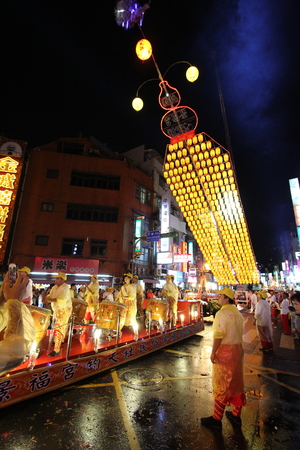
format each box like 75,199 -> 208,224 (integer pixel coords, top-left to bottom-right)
10,270 -> 183,356
200,286 -> 300,431
248,288 -> 300,350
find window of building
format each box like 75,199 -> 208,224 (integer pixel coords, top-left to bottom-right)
46,169 -> 59,179
35,235 -> 49,246
61,238 -> 84,256
90,239 -> 107,257
70,172 -> 120,190
135,183 -> 151,206
41,202 -> 54,212
66,204 -> 118,223
136,247 -> 149,265
143,216 -> 150,234
157,196 -> 162,210
57,141 -> 85,155
159,174 -> 165,188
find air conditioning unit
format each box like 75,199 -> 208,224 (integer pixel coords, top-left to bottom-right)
113,277 -> 122,285
154,268 -> 162,277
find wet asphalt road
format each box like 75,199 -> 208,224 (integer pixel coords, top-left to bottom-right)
0,306 -> 299,450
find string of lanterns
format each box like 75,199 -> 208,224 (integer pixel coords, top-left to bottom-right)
163,132 -> 260,285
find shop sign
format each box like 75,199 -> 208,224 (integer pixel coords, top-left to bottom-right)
33,257 -> 99,274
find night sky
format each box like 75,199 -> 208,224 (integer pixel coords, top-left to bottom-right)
1,0 -> 300,266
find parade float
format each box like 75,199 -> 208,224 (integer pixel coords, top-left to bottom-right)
0,298 -> 203,409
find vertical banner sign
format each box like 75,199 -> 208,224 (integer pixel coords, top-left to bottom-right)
0,153 -> 23,264
135,217 -> 143,254
295,252 -> 300,282
289,178 -> 300,244
181,241 -> 188,272
161,193 -> 170,252
188,241 -> 194,264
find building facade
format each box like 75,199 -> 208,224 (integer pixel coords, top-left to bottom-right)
10,137 -> 154,286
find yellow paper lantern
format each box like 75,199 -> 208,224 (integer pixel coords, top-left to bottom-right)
132,97 -> 144,111
136,39 -> 152,60
186,66 -> 199,82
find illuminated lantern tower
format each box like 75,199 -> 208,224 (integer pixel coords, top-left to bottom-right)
116,1 -> 259,286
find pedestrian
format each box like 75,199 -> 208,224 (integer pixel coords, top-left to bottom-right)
102,287 -> 114,302
70,283 -> 78,299
290,292 -> 300,339
77,286 -> 86,302
17,266 -> 33,305
269,290 -> 279,326
201,287 -> 246,429
114,285 -> 121,300
280,292 -> 291,335
250,290 -> 257,313
102,287 -> 111,301
254,291 -> 273,351
146,288 -> 154,299
47,272 -> 72,357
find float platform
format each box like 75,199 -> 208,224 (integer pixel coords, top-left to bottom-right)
0,300 -> 204,409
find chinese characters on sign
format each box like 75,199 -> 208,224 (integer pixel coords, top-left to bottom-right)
33,256 -> 99,274
0,157 -> 22,264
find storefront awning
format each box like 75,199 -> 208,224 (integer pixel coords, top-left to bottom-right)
140,278 -> 160,284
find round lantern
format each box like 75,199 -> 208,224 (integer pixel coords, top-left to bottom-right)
186,66 -> 199,82
136,39 -> 152,60
132,97 -> 144,111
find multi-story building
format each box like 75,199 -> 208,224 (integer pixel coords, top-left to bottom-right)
122,145 -> 201,289
9,136 -> 155,287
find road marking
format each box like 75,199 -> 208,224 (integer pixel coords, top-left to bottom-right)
163,349 -> 201,358
70,382 -> 116,388
243,329 -> 258,344
246,364 -> 300,377
248,369 -> 300,395
111,369 -> 141,450
279,333 -> 295,349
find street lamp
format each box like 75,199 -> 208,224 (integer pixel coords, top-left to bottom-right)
131,58 -> 199,141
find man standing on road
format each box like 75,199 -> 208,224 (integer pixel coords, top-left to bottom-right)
254,291 -> 273,351
201,287 -> 246,430
250,290 -> 257,313
280,292 -> 291,335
